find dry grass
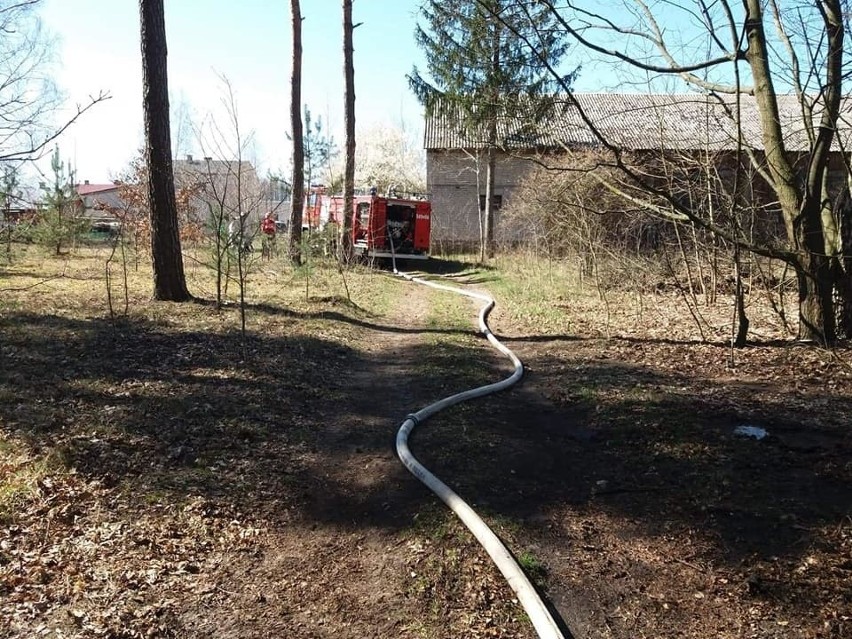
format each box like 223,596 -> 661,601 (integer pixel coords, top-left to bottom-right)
0,437 -> 62,522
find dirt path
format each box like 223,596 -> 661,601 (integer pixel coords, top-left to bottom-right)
179,278 -> 540,638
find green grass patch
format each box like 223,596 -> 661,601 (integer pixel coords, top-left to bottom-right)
478,251 -> 586,332
517,549 -> 548,587
409,502 -> 455,541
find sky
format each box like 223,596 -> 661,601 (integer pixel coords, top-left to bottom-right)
35,1 -> 730,186
39,0 -> 430,184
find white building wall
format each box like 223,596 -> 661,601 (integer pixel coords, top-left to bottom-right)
426,149 -> 539,248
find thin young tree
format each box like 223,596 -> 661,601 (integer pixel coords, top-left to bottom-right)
34,146 -> 87,256
302,106 -> 338,195
2,165 -> 21,262
340,0 -> 355,263
409,0 -> 572,261
288,0 -> 304,267
139,0 -> 191,301
193,76 -> 263,343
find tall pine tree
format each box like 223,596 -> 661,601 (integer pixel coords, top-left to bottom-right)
288,0 -> 304,267
409,0 -> 572,260
341,0 -> 356,264
139,0 -> 191,301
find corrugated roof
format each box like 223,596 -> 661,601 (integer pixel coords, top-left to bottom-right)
424,93 -> 849,152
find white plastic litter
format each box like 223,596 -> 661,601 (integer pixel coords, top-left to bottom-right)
733,425 -> 769,440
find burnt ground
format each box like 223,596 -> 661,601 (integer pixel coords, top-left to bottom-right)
1,254 -> 851,638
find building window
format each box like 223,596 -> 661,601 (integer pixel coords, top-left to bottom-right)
479,194 -> 502,211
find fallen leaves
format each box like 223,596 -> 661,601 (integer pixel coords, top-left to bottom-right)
0,451 -> 269,638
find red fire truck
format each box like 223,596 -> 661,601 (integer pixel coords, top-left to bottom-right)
307,188 -> 431,260
350,194 -> 431,260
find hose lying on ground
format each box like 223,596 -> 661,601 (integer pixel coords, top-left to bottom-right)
389,247 -> 565,639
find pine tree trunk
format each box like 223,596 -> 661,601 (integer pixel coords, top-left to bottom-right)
340,0 -> 355,264
483,16 -> 500,261
288,0 -> 304,267
139,0 -> 190,302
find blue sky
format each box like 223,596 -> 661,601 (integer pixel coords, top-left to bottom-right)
40,0 -> 429,182
38,1 -> 704,184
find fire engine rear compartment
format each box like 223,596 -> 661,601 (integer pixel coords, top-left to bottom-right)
354,197 -> 429,260
385,203 -> 416,252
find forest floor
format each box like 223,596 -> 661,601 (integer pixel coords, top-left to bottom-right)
1,246 -> 850,638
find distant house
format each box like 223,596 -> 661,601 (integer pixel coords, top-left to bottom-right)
173,155 -> 286,231
423,93 -> 847,246
0,206 -> 37,230
73,181 -> 124,230
75,181 -> 123,216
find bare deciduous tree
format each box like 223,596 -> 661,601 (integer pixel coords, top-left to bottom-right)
192,76 -> 264,343
0,0 -> 108,164
499,0 -> 852,344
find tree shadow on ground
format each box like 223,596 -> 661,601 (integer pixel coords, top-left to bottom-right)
0,307 -> 509,532
2,307 -> 846,556
436,274 -> 500,285
0,310 -> 403,520
2,304 -> 848,634
245,299 -> 481,338
288,335 -> 850,571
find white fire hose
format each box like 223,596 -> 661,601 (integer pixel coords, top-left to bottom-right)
388,242 -> 565,639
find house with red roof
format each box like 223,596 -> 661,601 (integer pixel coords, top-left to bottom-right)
75,181 -> 124,216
